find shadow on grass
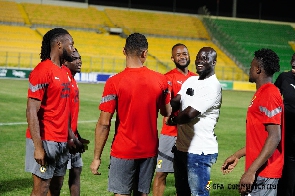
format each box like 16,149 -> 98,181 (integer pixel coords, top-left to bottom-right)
0,177 -> 32,194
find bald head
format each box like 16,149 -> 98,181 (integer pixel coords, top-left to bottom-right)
195,47 -> 217,80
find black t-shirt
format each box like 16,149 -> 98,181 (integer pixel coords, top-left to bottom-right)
275,71 -> 295,152
274,71 -> 295,113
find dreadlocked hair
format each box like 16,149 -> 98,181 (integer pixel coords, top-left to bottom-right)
254,48 -> 280,76
40,28 -> 69,61
124,33 -> 148,56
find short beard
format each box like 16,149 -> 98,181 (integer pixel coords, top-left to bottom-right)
249,77 -> 254,83
62,48 -> 73,63
175,59 -> 190,70
198,67 -> 213,80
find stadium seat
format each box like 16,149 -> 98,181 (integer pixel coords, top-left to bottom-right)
0,1 -> 24,24
0,25 -> 41,68
22,3 -> 113,31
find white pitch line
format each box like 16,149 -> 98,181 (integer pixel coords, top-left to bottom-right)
0,122 -> 27,126
0,119 -> 115,126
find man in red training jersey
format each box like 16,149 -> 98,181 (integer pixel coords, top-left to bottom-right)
90,33 -> 171,196
25,28 -> 83,196
63,49 -> 90,196
152,43 -> 197,196
222,48 -> 284,196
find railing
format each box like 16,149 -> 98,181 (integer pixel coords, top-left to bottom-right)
0,51 -> 168,73
0,50 -> 248,81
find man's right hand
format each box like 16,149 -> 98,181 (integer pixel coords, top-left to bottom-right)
221,155 -> 239,174
34,147 -> 46,166
90,159 -> 101,175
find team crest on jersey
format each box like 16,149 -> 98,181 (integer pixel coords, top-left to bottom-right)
205,181 -> 212,191
249,96 -> 256,107
157,160 -> 163,168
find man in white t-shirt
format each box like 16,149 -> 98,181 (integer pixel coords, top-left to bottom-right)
167,47 -> 222,196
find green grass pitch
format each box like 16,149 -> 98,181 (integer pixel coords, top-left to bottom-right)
0,78 -> 255,195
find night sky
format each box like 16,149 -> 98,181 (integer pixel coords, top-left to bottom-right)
86,0 -> 295,23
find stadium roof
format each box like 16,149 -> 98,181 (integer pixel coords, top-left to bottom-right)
87,0 -> 294,23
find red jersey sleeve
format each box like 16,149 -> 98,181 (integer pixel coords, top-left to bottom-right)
99,77 -> 117,113
28,64 -> 49,101
259,87 -> 283,125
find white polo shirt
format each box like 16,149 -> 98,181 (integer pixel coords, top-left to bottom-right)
176,74 -> 222,155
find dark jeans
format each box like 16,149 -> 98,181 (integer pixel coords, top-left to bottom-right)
174,149 -> 191,196
277,155 -> 295,196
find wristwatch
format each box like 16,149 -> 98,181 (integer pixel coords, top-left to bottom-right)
169,116 -> 177,125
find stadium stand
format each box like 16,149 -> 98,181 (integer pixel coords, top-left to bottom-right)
147,36 -> 248,81
22,3 -> 113,31
0,0 -> 265,81
203,17 -> 295,79
0,24 -> 41,68
104,8 -> 210,40
0,1 -> 24,24
36,28 -> 168,73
